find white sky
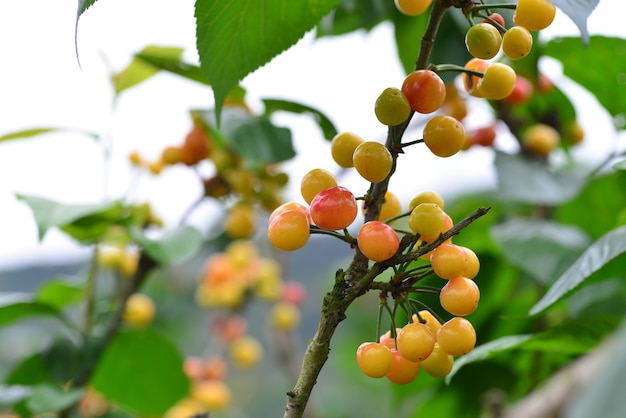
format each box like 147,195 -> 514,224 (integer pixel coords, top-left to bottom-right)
0,0 -> 623,270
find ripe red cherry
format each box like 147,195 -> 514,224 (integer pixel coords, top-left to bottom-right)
309,186 -> 358,230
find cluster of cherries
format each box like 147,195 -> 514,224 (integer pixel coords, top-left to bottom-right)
129,115 -> 290,240
160,239 -> 307,417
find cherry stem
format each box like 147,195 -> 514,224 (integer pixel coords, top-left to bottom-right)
431,63 -> 484,78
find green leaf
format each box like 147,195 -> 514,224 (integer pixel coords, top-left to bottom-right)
112,46 -> 209,94
494,151 -> 587,205
613,159 -> 626,171
262,98 -> 338,141
6,354 -> 54,386
544,36 -> 626,129
132,225 -> 202,265
35,279 -> 84,310
230,118 -> 295,166
41,337 -> 102,384
564,318 -> 626,418
16,194 -> 123,241
317,0 -> 394,37
0,385 -> 31,406
77,0 -> 98,17
195,0 -> 341,123
91,329 -> 189,416
0,293 -> 61,328
550,0 -> 599,44
0,127 -> 99,143
554,171 -> 626,239
26,384 -> 84,415
393,9 -> 429,74
446,335 -> 532,383
518,316 -> 621,354
490,218 -> 590,285
530,225 -> 626,315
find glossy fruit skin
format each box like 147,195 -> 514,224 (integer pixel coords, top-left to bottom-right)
423,115 -> 466,157
269,202 -> 311,226
522,123 -> 560,157
396,322 -> 436,362
478,63 -> 517,100
419,343 -> 454,377
483,12 -> 506,33
502,26 -> 533,60
356,342 -> 393,378
430,243 -> 470,280
309,186 -> 358,230
504,75 -> 534,105
352,141 -> 393,183
268,210 -> 310,251
300,168 -> 338,204
385,348 -> 420,384
465,23 -> 503,59
514,0 -> 556,31
408,191 -> 445,211
440,277 -> 480,316
463,247 -> 480,279
409,202 -> 445,241
401,70 -> 446,114
331,132 -> 364,168
375,87 -> 412,126
357,221 -> 400,262
437,317 -> 476,356
395,0 -> 432,16
462,58 -> 489,98
412,310 -> 442,334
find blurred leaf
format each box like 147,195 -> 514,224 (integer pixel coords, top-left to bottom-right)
446,335 -> 532,383
0,127 -> 98,143
564,318 -> 626,418
231,118 -> 295,165
60,205 -> 128,244
35,280 -> 84,310
544,36 -> 626,129
494,151 -> 587,205
113,46 -> 186,94
132,225 -> 202,265
91,329 -> 189,416
6,354 -> 54,386
530,225 -> 626,315
195,0 -> 340,123
0,385 -> 31,406
554,171 -> 626,239
134,49 -> 209,86
0,293 -> 61,328
317,0 -> 393,36
490,218 -> 590,284
392,9 -> 429,74
613,159 -> 626,171
518,316 -> 621,354
262,98 -> 338,141
41,337 -> 102,384
26,384 -> 84,415
16,194 -> 123,241
550,0 -> 599,44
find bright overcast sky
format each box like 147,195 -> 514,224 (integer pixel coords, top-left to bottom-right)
0,1 -> 623,270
